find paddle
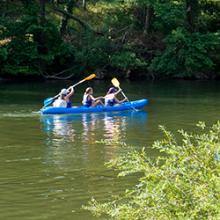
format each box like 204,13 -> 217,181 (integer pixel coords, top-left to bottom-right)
43,73 -> 96,108
111,77 -> 137,111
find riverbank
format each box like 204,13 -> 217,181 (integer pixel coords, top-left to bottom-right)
1,70 -> 220,82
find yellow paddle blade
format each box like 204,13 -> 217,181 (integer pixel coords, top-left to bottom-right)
111,77 -> 120,88
85,73 -> 96,81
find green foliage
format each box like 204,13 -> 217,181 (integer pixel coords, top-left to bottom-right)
111,51 -> 147,70
73,30 -> 148,76
84,122 -> 220,219
150,28 -> 220,78
0,1 -> 74,77
198,0 -> 220,32
73,33 -> 110,73
0,47 -> 8,63
0,0 -> 220,79
153,0 -> 185,33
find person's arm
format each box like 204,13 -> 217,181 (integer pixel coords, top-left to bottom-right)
121,97 -> 128,103
115,89 -> 122,96
114,97 -> 121,104
115,97 -> 127,104
66,87 -> 74,99
94,96 -> 104,101
89,95 -> 95,101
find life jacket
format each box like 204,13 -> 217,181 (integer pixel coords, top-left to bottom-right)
82,94 -> 92,107
66,101 -> 72,108
105,94 -> 116,106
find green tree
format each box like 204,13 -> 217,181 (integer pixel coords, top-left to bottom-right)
0,1 -> 75,78
149,28 -> 220,78
84,122 -> 220,219
0,0 -> 220,79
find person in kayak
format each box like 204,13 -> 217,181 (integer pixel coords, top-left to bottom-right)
82,87 -> 104,107
53,87 -> 74,108
104,87 -> 127,106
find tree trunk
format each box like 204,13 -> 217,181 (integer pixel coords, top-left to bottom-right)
185,0 -> 199,32
143,5 -> 153,35
60,0 -> 75,36
37,0 -> 47,55
39,0 -> 46,21
82,0 -> 87,10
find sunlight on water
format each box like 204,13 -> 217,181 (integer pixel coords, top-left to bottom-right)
41,111 -> 148,146
1,112 -> 39,118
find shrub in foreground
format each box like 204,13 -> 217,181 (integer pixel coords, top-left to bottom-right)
84,122 -> 220,220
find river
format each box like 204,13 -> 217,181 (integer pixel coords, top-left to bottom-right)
0,80 -> 220,219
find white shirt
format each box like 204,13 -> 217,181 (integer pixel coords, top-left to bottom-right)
104,94 -> 115,106
82,94 -> 89,105
53,98 -> 67,107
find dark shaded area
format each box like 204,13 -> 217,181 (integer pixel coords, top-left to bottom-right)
0,0 -> 219,80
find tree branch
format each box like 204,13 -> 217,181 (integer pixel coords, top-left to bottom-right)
53,6 -> 104,36
39,67 -> 75,80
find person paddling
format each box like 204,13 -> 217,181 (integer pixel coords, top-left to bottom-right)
82,87 -> 104,107
53,87 -> 74,108
104,87 -> 127,106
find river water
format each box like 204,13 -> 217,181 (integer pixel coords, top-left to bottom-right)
0,80 -> 220,219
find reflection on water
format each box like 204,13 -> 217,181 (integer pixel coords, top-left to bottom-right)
40,111 -> 148,170
103,114 -> 124,142
41,111 -> 148,145
43,115 -> 77,144
2,80 -> 220,220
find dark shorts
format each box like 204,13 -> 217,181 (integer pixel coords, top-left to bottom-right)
67,102 -> 72,108
107,100 -> 115,106
84,100 -> 92,107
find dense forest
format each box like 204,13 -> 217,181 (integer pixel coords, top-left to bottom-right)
0,0 -> 219,80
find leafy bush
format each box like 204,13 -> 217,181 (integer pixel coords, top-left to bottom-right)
150,28 -> 220,78
84,121 -> 220,219
0,6 -> 75,77
0,47 -> 8,63
73,33 -> 110,73
153,0 -> 185,33
1,0 -> 220,79
111,51 -> 147,70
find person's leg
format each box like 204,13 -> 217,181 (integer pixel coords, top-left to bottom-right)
92,100 -> 104,106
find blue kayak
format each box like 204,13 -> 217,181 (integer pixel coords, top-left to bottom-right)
41,99 -> 148,115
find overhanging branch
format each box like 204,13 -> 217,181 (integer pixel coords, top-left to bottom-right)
53,6 -> 104,36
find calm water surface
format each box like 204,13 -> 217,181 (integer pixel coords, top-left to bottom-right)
0,80 -> 220,219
